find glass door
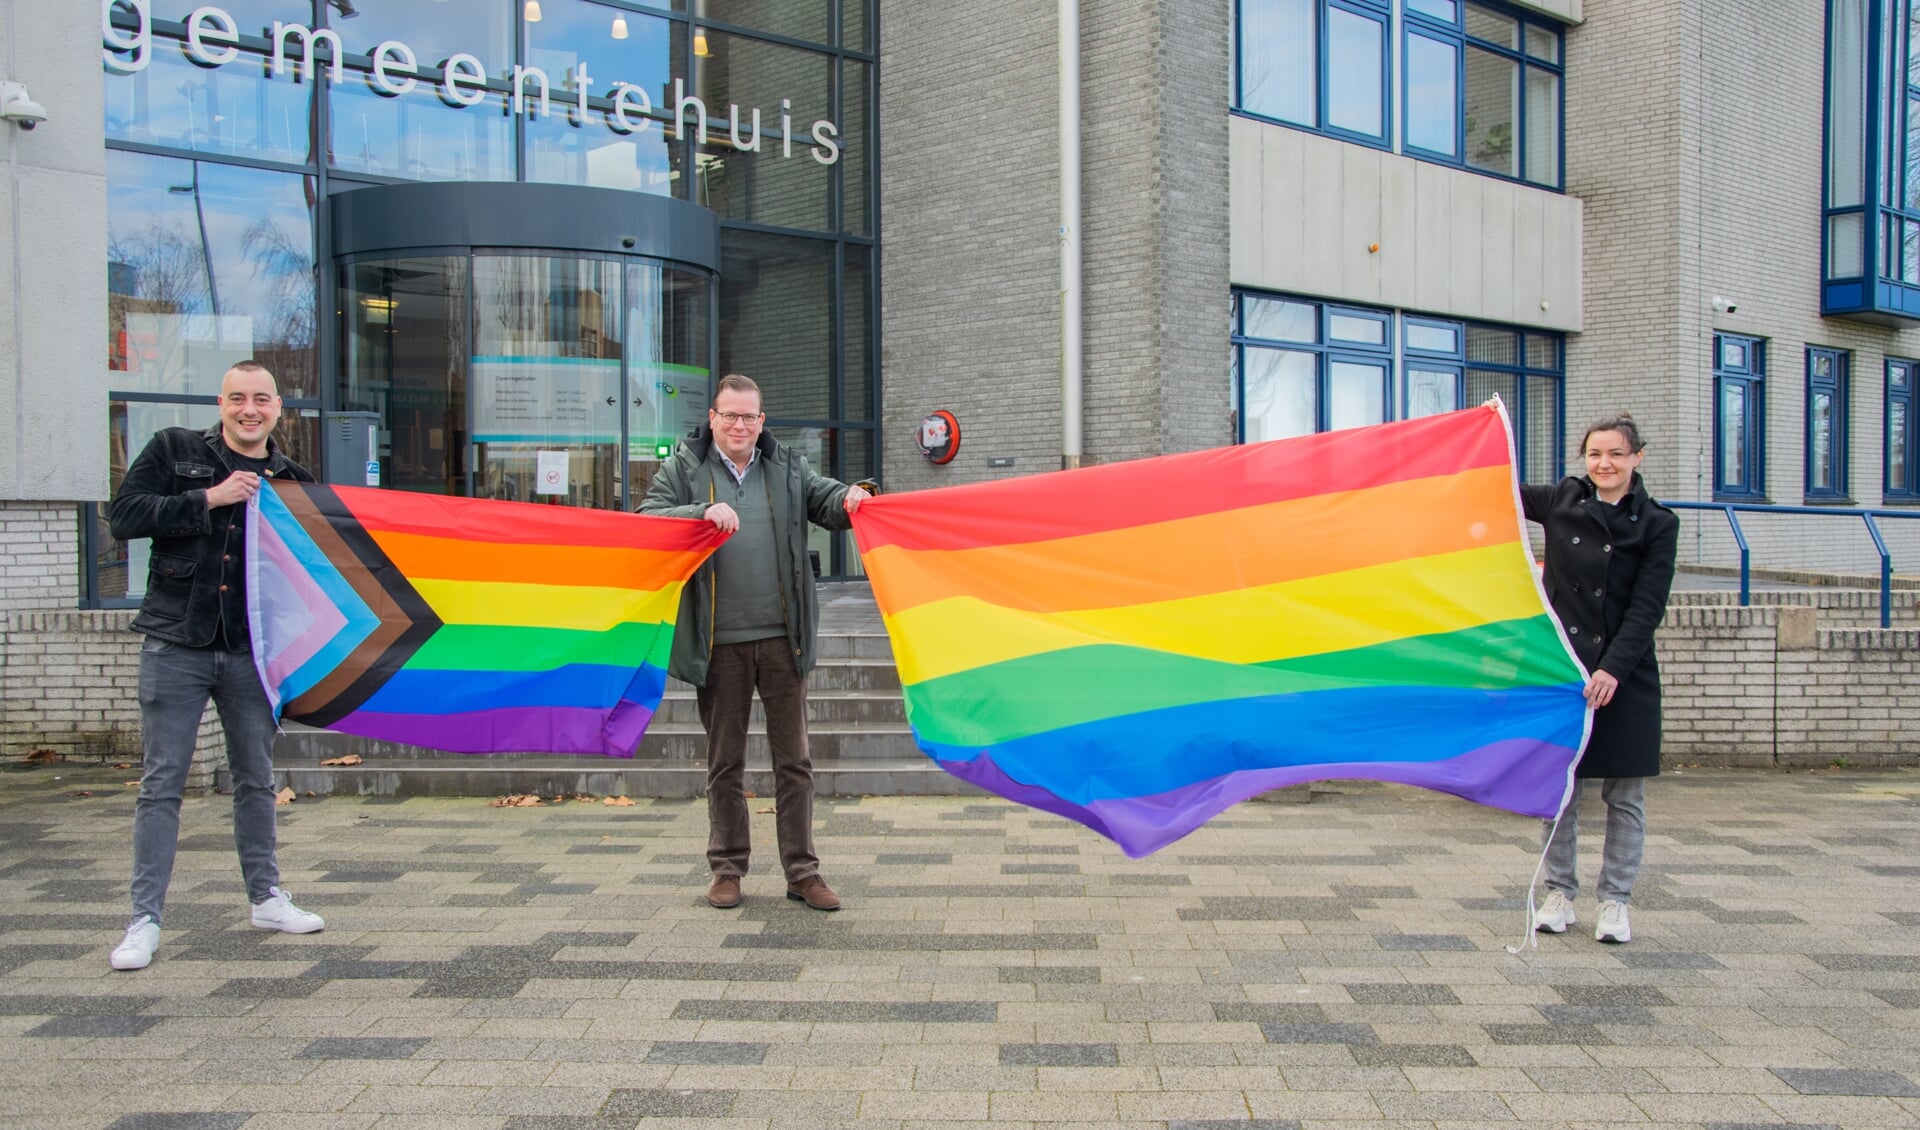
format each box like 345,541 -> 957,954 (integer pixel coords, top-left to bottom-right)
623,260 -> 712,507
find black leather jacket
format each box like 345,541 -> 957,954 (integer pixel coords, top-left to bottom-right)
108,425 -> 314,646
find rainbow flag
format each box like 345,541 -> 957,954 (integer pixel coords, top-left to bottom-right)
246,483 -> 726,757
851,406 -> 1590,856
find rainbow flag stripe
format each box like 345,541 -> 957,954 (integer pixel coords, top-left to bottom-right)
851,406 -> 1590,856
247,483 -> 726,757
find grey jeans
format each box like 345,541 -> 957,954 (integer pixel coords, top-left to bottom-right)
696,637 -> 819,883
131,638 -> 281,926
1542,776 -> 1646,905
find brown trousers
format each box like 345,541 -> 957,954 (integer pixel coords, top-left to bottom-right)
696,637 -> 818,882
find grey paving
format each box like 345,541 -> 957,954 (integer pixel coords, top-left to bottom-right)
0,763 -> 1916,1128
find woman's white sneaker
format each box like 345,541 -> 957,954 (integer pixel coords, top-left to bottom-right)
110,916 -> 160,970
1595,900 -> 1632,943
1533,889 -> 1576,934
250,887 -> 325,934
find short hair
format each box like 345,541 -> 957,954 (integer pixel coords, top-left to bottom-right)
712,373 -> 761,408
228,359 -> 273,377
1582,412 -> 1645,454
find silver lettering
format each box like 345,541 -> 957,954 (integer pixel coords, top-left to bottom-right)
371,40 -> 417,96
271,22 -> 344,85
728,105 -> 761,152
185,6 -> 238,67
511,64 -> 550,117
102,0 -> 151,74
610,83 -> 652,133
571,59 -> 592,119
442,53 -> 487,107
810,119 -> 840,166
673,78 -> 707,143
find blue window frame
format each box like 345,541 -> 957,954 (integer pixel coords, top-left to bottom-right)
1713,333 -> 1767,499
1233,0 -> 1390,148
1404,316 -> 1465,420
1231,291 -> 1392,441
1890,358 -> 1918,497
1822,0 -> 1920,317
1403,0 -> 1564,188
1805,347 -> 1852,499
1459,323 -> 1562,482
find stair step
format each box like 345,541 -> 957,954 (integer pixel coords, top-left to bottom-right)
651,688 -> 907,725
243,757 -> 977,799
276,721 -> 926,764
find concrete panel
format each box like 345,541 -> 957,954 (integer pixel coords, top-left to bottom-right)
2,0 -> 106,179
1229,117 -> 1582,330
1509,0 -> 1582,22
9,167 -> 108,501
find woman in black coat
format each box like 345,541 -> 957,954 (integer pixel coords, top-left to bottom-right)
1519,412 -> 1679,944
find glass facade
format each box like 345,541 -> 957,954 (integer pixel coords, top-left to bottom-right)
1822,0 -> 1920,317
92,0 -> 878,602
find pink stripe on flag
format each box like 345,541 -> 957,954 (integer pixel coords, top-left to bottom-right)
257,514 -> 348,689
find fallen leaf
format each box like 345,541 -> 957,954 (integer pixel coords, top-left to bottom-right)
744,791 -> 757,799
274,787 -> 296,805
517,795 -> 544,807
67,789 -> 94,798
111,762 -> 133,770
304,791 -> 317,797
489,793 -> 545,808
25,749 -> 61,763
603,796 -> 635,807
124,781 -> 140,787
319,754 -> 363,767
756,807 -> 776,815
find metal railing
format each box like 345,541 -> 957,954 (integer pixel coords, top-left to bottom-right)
1661,501 -> 1920,627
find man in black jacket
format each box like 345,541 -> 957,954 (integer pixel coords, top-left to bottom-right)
104,360 -> 325,971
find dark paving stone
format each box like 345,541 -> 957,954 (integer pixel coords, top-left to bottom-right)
1454,896 -> 1526,911
867,883 -> 1088,899
1698,905 -> 1807,925
0,913 -> 124,932
27,1014 -> 164,1037
671,999 -> 997,1022
1376,933 -> 1476,951
412,977 -> 529,998
1214,1004 -> 1328,1023
173,941 -> 368,964
1345,983 -> 1460,1005
999,1043 -> 1118,1066
1333,884 -> 1418,899
643,1040 -> 767,1065
316,870 -> 403,883
301,959 -> 421,979
1808,953 -> 1920,972
875,852 -> 951,864
1352,1043 -> 1477,1067
1611,951 -> 1726,970
1098,873 -> 1192,885
207,978 -> 326,999
1260,1022 -> 1377,1045
1001,863 -> 1080,875
28,878 -> 126,902
502,1119 -> 608,1130
0,943 -> 90,974
601,1088 -> 737,1118
104,1116 -> 253,1130
1169,1122 -> 1302,1130
1538,1004 -> 1657,1026
1877,912 -> 1920,926
424,843 -> 499,854
1555,985 -> 1674,1007
1704,1123 -> 1840,1130
539,931 -> 638,947
1656,864 -> 1791,876
1177,897 -> 1357,922
939,808 -> 1008,821
722,931 -> 1096,952
0,857 -> 94,878
296,1037 -> 428,1059
998,966 -> 1100,984
1870,989 -> 1920,1008
446,893 -> 537,906
1863,865 -> 1920,878
1770,1068 -> 1920,1097
561,844 -> 643,854
0,994 -> 160,1016
1736,843 -> 1825,856
1485,1023 -> 1611,1045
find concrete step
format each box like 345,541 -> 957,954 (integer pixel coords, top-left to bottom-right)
651,688 -> 907,725
242,757 -> 977,799
275,719 -> 925,765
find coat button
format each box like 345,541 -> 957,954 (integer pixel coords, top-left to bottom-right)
1569,626 -> 1580,635
219,584 -> 230,592
1603,544 -> 1612,552
223,555 -> 232,562
1571,536 -> 1581,544
1594,588 -> 1604,597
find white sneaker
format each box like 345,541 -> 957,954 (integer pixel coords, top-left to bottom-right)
250,887 -> 325,934
1595,900 -> 1631,944
110,916 -> 159,971
1534,889 -> 1576,934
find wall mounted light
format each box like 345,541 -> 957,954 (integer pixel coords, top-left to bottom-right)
611,14 -> 629,38
524,0 -> 542,22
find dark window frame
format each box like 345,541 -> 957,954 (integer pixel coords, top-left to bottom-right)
1889,357 -> 1919,498
1231,0 -> 1393,151
1231,290 -> 1394,440
1401,0 -> 1564,190
1713,332 -> 1768,500
1804,345 -> 1852,501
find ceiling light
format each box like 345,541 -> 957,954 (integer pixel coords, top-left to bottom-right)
525,1 -> 542,22
612,14 -> 628,38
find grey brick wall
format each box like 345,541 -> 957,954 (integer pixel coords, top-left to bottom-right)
0,502 -> 80,614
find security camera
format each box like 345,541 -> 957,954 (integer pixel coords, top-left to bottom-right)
1711,295 -> 1738,315
0,83 -> 47,130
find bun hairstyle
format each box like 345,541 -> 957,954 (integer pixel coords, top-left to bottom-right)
1583,412 -> 1645,454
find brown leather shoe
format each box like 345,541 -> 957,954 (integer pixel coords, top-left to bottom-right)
706,875 -> 742,909
786,876 -> 840,911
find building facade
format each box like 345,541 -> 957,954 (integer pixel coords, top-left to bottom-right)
3,0 -> 1919,756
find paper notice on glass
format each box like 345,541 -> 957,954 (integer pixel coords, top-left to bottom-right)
535,450 -> 569,495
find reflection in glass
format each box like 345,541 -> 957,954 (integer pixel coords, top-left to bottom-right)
1466,369 -> 1517,423
1406,321 -> 1460,354
845,246 -> 873,419
339,256 -> 470,495
1465,46 -> 1518,176
720,231 -> 835,420
526,0 -> 676,192
1891,400 -> 1908,490
1243,347 -> 1315,442
843,0 -> 869,51
1466,325 -> 1517,365
697,0 -> 832,46
1524,23 -> 1558,62
1327,313 -> 1384,346
1524,374 -> 1557,481
1242,296 -> 1315,342
1721,339 -> 1746,369
1721,383 -> 1747,488
1812,391 -> 1833,490
1465,3 -> 1518,47
1329,361 -> 1385,431
1525,333 -> 1557,369
625,261 -> 712,506
327,0 -> 515,180
1326,7 -> 1383,137
472,256 -> 625,508
1239,0 -> 1315,127
1405,33 -> 1458,155
1408,368 -> 1459,417
1407,0 -> 1457,21
843,61 -> 871,235
693,30 -> 835,228
1524,67 -> 1559,185
107,150 -> 317,398
105,46 -> 311,165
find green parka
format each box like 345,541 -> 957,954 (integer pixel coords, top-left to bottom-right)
637,427 -> 852,688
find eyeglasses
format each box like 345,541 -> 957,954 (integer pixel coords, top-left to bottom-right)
712,411 -> 763,425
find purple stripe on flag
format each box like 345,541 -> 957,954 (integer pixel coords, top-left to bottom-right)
938,737 -> 1577,858
325,700 -> 658,758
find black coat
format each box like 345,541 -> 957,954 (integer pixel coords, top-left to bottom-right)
109,425 -> 314,647
1520,472 -> 1679,779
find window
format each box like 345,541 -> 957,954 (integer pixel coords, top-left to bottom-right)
1459,323 -> 1562,482
1713,333 -> 1767,499
1403,0 -> 1563,187
1890,359 -> 1918,498
1404,316 -> 1464,418
1805,347 -> 1851,499
1231,292 -> 1391,441
1234,0 -> 1390,147
1822,0 -> 1920,316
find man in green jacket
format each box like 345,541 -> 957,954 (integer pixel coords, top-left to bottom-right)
639,374 -> 869,911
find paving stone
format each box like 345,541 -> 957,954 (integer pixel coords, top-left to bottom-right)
998,1042 -> 1120,1066
1344,983 -> 1461,1005
642,1041 -> 768,1064
1770,1067 -> 1920,1096
102,1116 -> 253,1130
1375,933 -> 1477,951
1258,1022 -> 1378,1045
296,1037 -> 429,1059
25,1014 -> 164,1037
1350,1042 -> 1477,1067
998,965 -> 1100,984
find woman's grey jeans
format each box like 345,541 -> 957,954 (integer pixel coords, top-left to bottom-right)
130,637 -> 281,927
1542,776 -> 1646,905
